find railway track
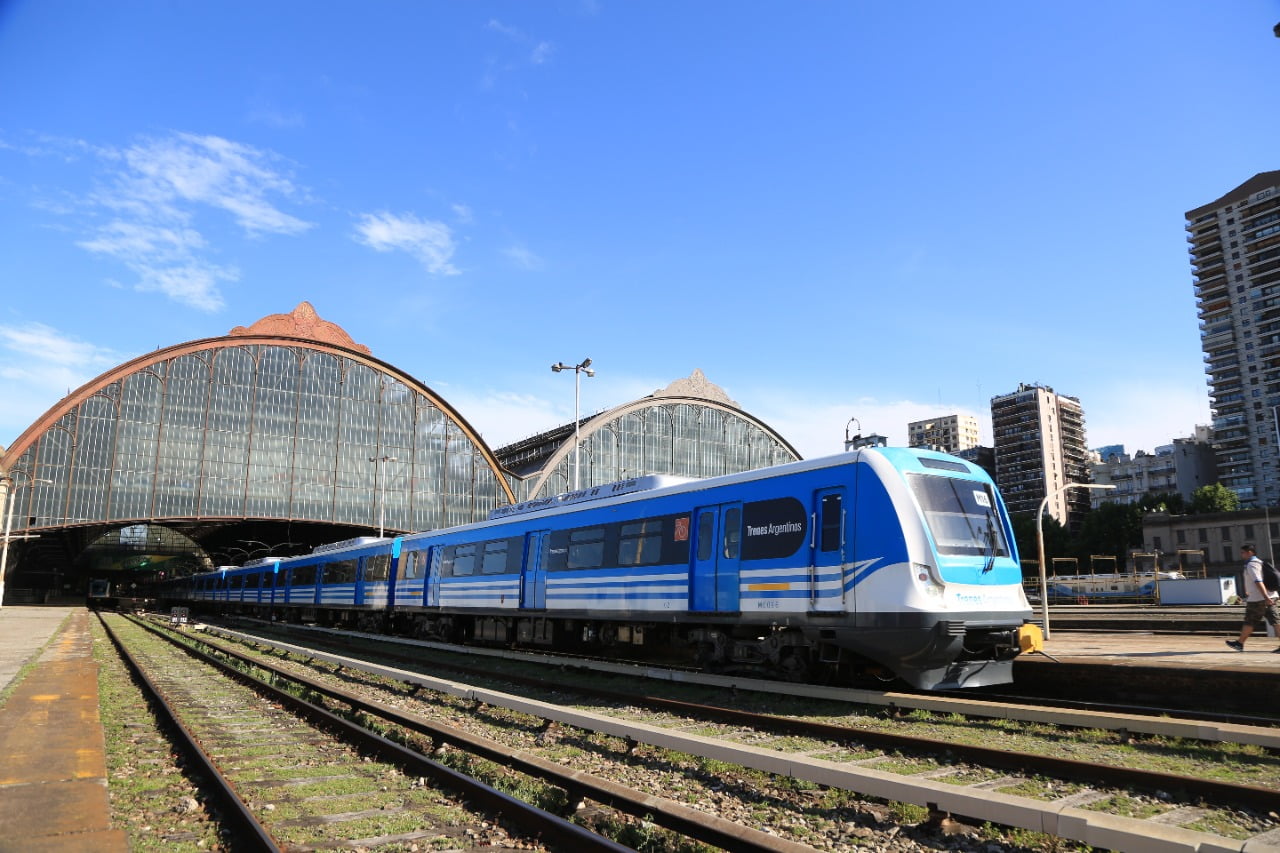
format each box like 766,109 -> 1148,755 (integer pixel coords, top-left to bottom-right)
188,616 -> 1280,852
96,613 -> 636,851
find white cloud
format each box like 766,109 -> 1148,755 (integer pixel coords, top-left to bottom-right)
67,131 -> 312,311
353,211 -> 460,276
0,323 -> 129,445
115,133 -> 311,235
531,41 -> 554,64
485,19 -> 553,67
441,388 -> 564,449
503,244 -> 544,271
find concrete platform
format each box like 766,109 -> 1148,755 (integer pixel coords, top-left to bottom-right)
1035,624 -> 1280,672
0,606 -> 128,852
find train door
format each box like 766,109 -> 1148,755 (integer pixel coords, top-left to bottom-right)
690,502 -> 743,612
811,488 -> 847,611
520,531 -> 549,609
425,547 -> 442,607
387,538 -> 403,607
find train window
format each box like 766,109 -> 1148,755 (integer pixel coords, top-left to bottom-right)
697,513 -> 714,561
248,573 -> 262,588
820,494 -> 842,552
481,540 -> 507,574
365,554 -> 390,582
274,568 -> 290,587
479,538 -> 522,574
294,565 -> 317,586
443,543 -> 477,577
723,508 -> 741,559
907,475 -> 1009,558
568,527 -> 606,569
325,559 -> 358,584
619,519 -> 663,566
399,550 -> 423,580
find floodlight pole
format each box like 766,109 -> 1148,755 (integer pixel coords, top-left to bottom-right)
551,358 -> 595,490
1035,482 -> 1116,639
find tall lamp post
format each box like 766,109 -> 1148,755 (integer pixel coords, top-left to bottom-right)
551,358 -> 594,490
0,471 -> 52,611
369,455 -> 397,538
1035,482 -> 1116,639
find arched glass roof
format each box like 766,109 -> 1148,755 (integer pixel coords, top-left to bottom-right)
1,309 -> 513,544
505,385 -> 801,500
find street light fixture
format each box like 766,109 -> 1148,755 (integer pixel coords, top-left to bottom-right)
551,358 -> 594,490
1035,482 -> 1116,639
0,471 -> 53,611
369,455 -> 397,538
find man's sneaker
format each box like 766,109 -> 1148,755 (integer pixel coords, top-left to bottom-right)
1226,640 -> 1244,651
1273,646 -> 1280,654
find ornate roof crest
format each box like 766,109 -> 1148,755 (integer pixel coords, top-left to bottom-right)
228,301 -> 371,355
653,369 -> 737,407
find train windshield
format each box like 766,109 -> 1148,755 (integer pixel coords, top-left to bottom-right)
907,474 -> 1009,558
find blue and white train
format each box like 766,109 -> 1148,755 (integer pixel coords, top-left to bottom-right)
163,448 -> 1042,690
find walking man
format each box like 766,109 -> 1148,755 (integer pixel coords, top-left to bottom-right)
1226,544 -> 1280,652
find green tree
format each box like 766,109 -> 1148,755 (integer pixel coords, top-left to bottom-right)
1139,491 -> 1184,514
1188,483 -> 1240,514
1076,501 -> 1145,563
1011,513 -> 1073,578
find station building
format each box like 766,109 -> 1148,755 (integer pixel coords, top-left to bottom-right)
0,303 -> 799,601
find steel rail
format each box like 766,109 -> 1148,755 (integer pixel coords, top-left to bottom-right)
215,619 -> 1280,816
135,616 -> 819,853
122,616 -> 633,853
95,613 -> 281,852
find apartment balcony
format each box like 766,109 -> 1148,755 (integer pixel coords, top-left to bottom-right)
1253,268 -> 1280,290
1246,231 -> 1280,254
1196,295 -> 1230,314
1201,330 -> 1236,350
1188,223 -> 1221,243
1193,257 -> 1225,278
1242,195 -> 1280,220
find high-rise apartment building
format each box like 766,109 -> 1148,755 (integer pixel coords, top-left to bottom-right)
991,383 -> 1091,528
907,414 -> 980,454
1187,171 -> 1280,508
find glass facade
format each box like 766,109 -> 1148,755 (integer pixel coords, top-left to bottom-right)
4,342 -> 512,539
530,401 -> 798,499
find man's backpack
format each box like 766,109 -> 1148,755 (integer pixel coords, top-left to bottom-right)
1262,560 -> 1280,594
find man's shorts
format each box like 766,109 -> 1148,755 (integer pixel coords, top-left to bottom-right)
1244,597 -> 1280,629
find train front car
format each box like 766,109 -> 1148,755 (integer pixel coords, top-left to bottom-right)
847,447 -> 1038,689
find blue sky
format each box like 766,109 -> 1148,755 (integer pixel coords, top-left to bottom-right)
1,2 -> 1278,461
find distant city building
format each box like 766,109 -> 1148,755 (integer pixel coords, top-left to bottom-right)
1095,444 -> 1126,463
1187,170 -> 1280,508
907,414 -> 980,454
954,445 -> 996,481
990,383 -> 1091,529
1143,507 -> 1279,574
1088,434 -> 1217,508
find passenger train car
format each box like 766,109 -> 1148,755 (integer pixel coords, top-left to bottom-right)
162,448 -> 1041,690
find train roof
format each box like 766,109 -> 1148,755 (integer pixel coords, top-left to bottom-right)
431,446 -> 990,536
187,446 -> 990,577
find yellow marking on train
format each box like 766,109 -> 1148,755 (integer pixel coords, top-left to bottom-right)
747,583 -> 791,591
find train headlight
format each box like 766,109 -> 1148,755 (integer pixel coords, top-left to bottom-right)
914,562 -> 943,594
